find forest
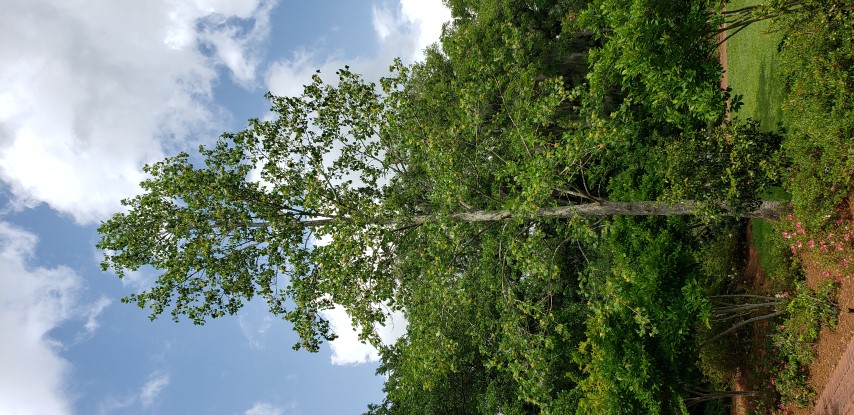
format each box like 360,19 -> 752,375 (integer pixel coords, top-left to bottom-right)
97,0 -> 854,413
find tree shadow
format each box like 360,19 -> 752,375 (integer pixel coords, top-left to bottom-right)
754,55 -> 785,132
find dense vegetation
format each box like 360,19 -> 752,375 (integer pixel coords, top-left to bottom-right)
97,0 -> 852,413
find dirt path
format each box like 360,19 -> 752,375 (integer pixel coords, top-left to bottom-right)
720,28 -> 729,92
729,223 -> 773,415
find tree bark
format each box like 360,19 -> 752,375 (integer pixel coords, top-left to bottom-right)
280,200 -> 788,228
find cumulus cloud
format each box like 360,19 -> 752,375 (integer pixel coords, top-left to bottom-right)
378,0 -> 451,61
322,304 -> 407,365
0,0 -> 277,223
265,0 -> 450,98
244,401 -> 287,415
0,222 -> 81,415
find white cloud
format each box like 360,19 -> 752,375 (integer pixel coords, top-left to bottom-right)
0,0 -> 277,223
265,0 -> 450,98
0,222 -> 81,415
139,373 -> 170,408
238,312 -> 274,349
398,0 -> 452,59
196,0 -> 277,87
83,296 -> 112,334
244,401 -> 286,415
322,304 -> 407,366
98,371 -> 171,414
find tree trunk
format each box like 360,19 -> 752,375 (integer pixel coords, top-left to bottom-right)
440,200 -> 785,222
285,200 -> 787,228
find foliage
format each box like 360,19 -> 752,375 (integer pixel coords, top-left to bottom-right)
693,224 -> 747,386
751,190 -> 798,286
580,0 -> 727,126
775,0 -> 854,228
695,224 -> 744,289
576,217 -> 711,414
98,67 -> 402,351
95,0 -> 854,413
370,223 -> 590,414
782,215 -> 854,281
768,279 -> 839,408
661,118 -> 783,217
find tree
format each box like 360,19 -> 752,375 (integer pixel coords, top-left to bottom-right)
98,51 -> 788,350
96,2 -> 795,412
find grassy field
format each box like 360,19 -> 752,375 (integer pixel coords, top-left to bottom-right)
725,0 -> 786,131
751,188 -> 793,285
725,0 -> 792,285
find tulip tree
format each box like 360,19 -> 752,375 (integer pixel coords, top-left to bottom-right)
94,1 -> 802,413
98,34 -> 785,357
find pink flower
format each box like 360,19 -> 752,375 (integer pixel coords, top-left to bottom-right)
809,240 -> 815,248
782,231 -> 790,238
824,271 -> 831,277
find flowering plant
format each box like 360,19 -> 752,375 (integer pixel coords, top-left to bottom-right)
781,215 -> 854,282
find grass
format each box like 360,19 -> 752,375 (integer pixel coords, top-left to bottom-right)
725,0 -> 793,285
727,0 -> 794,287
724,0 -> 786,131
752,187 -> 795,286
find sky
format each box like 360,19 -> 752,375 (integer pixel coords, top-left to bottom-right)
0,1 -> 450,414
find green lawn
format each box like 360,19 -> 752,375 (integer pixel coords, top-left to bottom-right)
725,0 -> 786,131
725,1 -> 792,285
751,188 -> 793,285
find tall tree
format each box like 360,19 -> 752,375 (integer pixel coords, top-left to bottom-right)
98,57 -> 785,351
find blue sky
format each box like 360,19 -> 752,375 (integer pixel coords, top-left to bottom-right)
0,1 -> 449,414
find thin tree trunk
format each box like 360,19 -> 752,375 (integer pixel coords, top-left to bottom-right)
685,389 -> 758,406
263,200 -> 788,228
